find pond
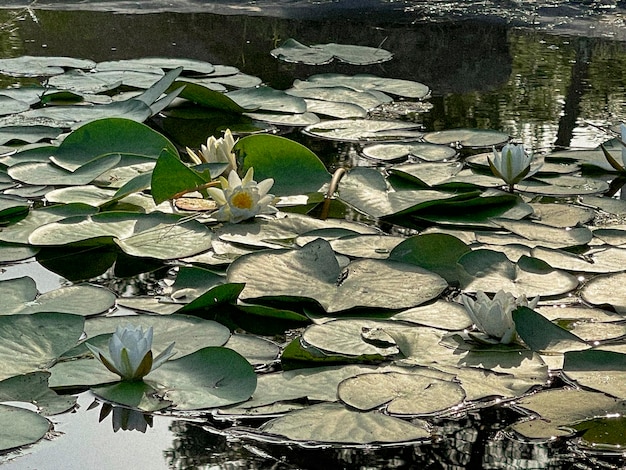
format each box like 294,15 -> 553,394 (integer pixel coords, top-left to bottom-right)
0,1 -> 625,469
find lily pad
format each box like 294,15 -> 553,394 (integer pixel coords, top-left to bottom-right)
257,402 -> 430,444
302,319 -> 400,357
362,142 -> 457,163
28,211 -> 213,260
271,39 -> 393,65
235,134 -> 330,197
0,56 -> 95,77
459,250 -> 578,297
338,371 -> 465,416
563,349 -> 626,399
510,389 -> 626,440
0,372 -> 76,415
422,128 -> 509,148
0,313 -> 84,381
296,74 -> 430,100
227,238 -> 448,313
303,119 -> 423,142
581,271 -> 626,313
0,404 -> 50,452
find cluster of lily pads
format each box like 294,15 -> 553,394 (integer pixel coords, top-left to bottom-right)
0,53 -> 625,460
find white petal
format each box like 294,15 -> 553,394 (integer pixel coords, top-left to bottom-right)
207,187 -> 227,206
257,178 -> 274,197
227,170 -> 243,188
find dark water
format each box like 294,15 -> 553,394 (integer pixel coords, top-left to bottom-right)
0,2 -> 626,469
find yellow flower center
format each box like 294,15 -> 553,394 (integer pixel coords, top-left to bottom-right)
231,190 -> 254,209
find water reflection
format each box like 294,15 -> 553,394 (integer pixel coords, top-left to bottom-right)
0,7 -> 623,155
99,402 -> 154,433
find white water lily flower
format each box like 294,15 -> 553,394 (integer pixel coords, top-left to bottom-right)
488,143 -> 540,191
206,167 -> 277,223
86,324 -> 176,381
186,129 -> 238,175
461,290 -> 539,344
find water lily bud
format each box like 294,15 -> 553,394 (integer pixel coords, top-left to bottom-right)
186,129 -> 238,175
488,143 -> 539,191
86,324 -> 176,381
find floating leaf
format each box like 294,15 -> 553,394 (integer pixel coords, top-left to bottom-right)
563,349 -> 626,399
271,39 -> 393,65
0,313 -> 84,381
0,404 -> 50,452
0,56 -> 95,77
362,142 -> 457,163
235,134 -> 330,197
297,74 -> 430,100
581,271 -> 626,313
227,238 -> 448,313
459,250 -> 578,297
513,307 -> 587,354
423,128 -> 509,148
303,119 -> 422,142
338,371 -> 465,415
0,372 -> 76,415
29,211 -> 213,260
258,402 -> 429,444
510,389 -> 626,440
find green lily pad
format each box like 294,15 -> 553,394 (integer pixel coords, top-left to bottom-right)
227,238 -> 448,313
6,283 -> 116,317
303,119 -> 423,142
581,271 -> 626,313
389,233 -> 471,285
0,243 -> 39,263
91,347 -> 257,411
592,226 -> 626,246
287,86 -> 391,111
338,371 -> 465,415
302,319 -> 399,357
422,128 -> 509,148
531,246 -> 626,273
0,124 -> 61,144
226,364 -> 381,413
459,250 -> 578,297
362,142 -> 457,163
510,389 -> 626,440
0,372 -> 76,415
0,56 -> 95,77
338,167 -> 474,219
513,307 -> 587,354
49,117 -> 177,172
8,153 -> 123,186
563,349 -> 626,399
391,300 -> 472,330
235,134 -> 330,197
215,213 -> 378,249
147,347 -> 256,410
0,313 -> 84,381
257,402 -> 430,444
271,39 -> 393,65
28,211 -> 213,260
493,218 -> 593,249
227,86 -> 306,114
328,234 -> 404,259
297,74 -> 430,100
516,175 -> 609,196
529,202 -> 595,228
0,404 -> 50,452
